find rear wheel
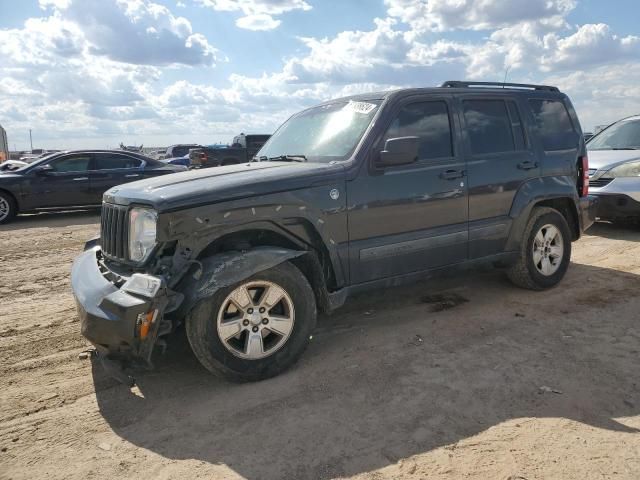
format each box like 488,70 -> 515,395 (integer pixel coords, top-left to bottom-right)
507,207 -> 572,290
0,191 -> 17,224
186,261 -> 317,382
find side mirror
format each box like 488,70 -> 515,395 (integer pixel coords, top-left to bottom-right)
378,136 -> 419,167
33,165 -> 54,175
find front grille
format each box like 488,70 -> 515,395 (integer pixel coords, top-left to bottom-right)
589,177 -> 613,188
101,203 -> 129,260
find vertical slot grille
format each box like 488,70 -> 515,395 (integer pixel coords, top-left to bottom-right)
101,204 -> 129,260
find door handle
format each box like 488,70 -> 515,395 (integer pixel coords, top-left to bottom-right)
439,169 -> 465,180
517,161 -> 538,170
72,177 -> 89,181
125,174 -> 140,178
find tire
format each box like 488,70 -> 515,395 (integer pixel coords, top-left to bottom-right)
506,207 -> 572,290
0,191 -> 17,224
186,261 -> 317,382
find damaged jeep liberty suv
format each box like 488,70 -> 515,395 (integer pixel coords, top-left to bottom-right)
72,81 -> 598,382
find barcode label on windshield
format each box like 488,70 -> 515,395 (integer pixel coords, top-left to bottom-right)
345,101 -> 377,115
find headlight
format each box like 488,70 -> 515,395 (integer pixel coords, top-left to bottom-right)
129,207 -> 157,262
607,161 -> 640,178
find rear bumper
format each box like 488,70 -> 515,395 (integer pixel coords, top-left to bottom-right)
591,193 -> 640,220
578,195 -> 599,232
71,247 -> 168,364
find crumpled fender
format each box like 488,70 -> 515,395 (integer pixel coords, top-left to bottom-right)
175,247 -> 306,316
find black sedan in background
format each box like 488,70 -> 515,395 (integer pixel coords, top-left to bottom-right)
0,150 -> 187,224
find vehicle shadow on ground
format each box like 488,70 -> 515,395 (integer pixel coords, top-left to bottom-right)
588,221 -> 640,241
0,209 -> 100,231
92,263 -> 640,480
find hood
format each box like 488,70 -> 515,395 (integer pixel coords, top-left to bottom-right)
104,161 -> 345,211
587,149 -> 640,171
0,172 -> 22,179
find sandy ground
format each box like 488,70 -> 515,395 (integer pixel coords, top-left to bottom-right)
0,211 -> 639,480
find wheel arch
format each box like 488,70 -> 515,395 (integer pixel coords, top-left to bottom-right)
173,221 -> 338,319
506,176 -> 582,251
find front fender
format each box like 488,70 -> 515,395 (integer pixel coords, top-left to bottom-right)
174,247 -> 305,318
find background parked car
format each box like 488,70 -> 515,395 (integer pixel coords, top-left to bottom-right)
587,114 -> 640,223
162,153 -> 190,167
189,133 -> 270,168
0,149 -> 186,224
163,144 -> 201,159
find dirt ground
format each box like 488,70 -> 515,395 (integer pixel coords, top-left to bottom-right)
0,211 -> 639,480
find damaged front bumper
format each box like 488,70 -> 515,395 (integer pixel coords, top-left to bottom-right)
71,246 -> 171,368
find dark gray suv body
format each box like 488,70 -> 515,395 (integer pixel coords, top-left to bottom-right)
71,81 -> 598,383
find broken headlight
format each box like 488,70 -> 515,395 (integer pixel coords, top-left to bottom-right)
129,207 -> 157,262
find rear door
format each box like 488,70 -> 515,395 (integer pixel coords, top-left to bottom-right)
24,153 -> 95,208
460,96 -> 539,258
89,152 -> 144,203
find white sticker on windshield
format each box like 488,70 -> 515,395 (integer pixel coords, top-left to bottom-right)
344,100 -> 377,115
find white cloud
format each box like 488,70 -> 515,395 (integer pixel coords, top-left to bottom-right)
385,0 -> 576,32
541,23 -> 640,71
236,13 -> 281,30
197,0 -> 311,30
40,0 -> 221,66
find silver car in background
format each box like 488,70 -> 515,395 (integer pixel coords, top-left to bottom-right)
587,115 -> 640,223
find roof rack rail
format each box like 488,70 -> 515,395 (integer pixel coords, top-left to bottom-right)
440,81 -> 559,92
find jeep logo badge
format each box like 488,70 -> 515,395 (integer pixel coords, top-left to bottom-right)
329,189 -> 340,200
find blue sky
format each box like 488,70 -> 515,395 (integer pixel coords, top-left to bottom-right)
0,0 -> 639,149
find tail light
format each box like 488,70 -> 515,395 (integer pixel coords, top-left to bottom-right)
578,155 -> 589,197
199,152 -> 207,165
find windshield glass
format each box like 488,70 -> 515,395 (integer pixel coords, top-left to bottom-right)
257,100 -> 382,163
12,152 -> 60,172
588,117 -> 640,150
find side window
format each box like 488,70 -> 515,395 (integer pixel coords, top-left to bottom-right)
95,154 -> 142,170
383,101 -> 453,160
528,99 -> 578,151
507,101 -> 526,150
463,100 -> 514,155
49,155 -> 91,172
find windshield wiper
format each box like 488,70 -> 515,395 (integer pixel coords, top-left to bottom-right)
611,147 -> 640,150
267,155 -> 308,162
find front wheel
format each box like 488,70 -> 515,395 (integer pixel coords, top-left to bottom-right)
186,261 -> 317,382
506,207 -> 572,290
0,191 -> 17,224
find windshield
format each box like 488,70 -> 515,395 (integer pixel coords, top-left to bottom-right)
257,100 -> 382,163
588,117 -> 640,150
12,152 -> 60,172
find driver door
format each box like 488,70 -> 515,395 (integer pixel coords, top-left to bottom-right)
347,96 -> 469,284
25,153 -> 95,208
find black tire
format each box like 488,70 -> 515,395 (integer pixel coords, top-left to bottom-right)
506,207 -> 572,290
186,261 -> 317,382
0,191 -> 17,224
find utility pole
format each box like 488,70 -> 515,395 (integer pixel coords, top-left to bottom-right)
29,129 -> 33,153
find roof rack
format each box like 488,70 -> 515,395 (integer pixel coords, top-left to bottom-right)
440,81 -> 559,92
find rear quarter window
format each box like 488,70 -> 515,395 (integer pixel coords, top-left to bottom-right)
528,99 -> 578,151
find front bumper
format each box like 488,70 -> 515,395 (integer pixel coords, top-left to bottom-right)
71,247 -> 168,364
591,193 -> 640,220
578,195 -> 599,232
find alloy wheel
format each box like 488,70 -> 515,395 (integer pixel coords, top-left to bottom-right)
532,224 -> 564,276
0,197 -> 10,222
216,280 -> 295,359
